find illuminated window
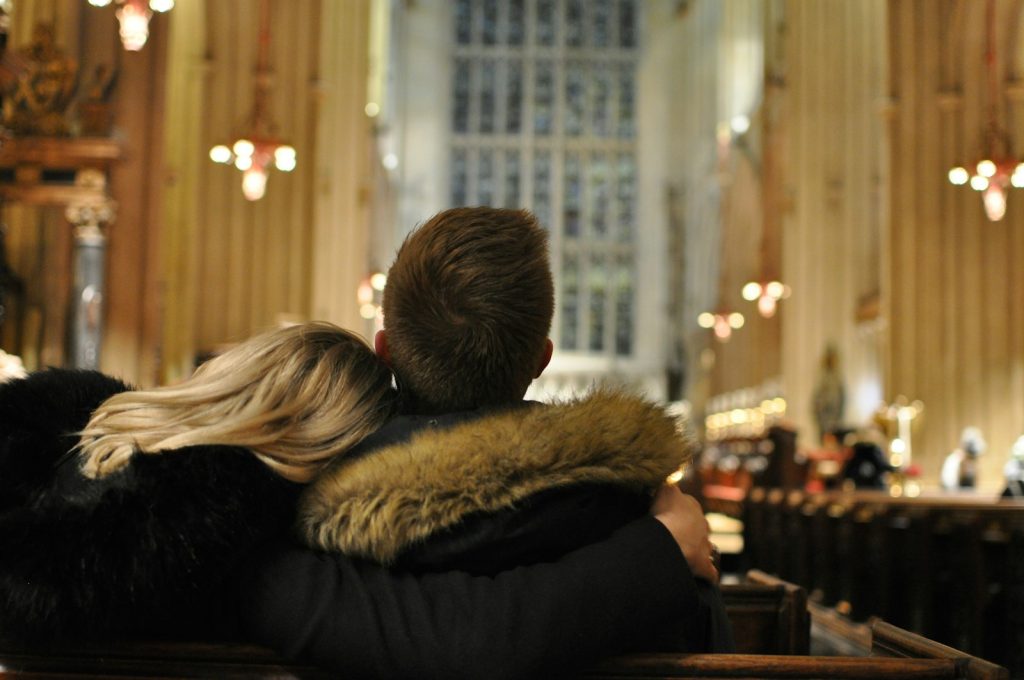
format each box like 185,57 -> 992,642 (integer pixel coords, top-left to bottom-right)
449,0 -> 639,357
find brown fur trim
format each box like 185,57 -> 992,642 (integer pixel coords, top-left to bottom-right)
299,389 -> 693,563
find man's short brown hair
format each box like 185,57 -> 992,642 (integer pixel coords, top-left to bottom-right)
382,207 -> 554,414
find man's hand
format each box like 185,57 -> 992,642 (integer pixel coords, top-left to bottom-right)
650,484 -> 719,583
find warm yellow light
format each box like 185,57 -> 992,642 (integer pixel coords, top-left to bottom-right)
209,145 -> 232,164
234,155 -> 253,171
370,272 -> 388,291
890,438 -> 906,454
765,281 -> 786,299
970,175 -> 989,191
241,168 -> 268,201
365,102 -> 381,117
357,282 -> 374,305
741,282 -> 761,301
382,153 -> 399,170
149,0 -> 174,11
983,184 -> 1008,221
697,312 -> 715,328
116,3 -> 151,51
359,303 -> 378,320
977,159 -> 997,177
948,167 -> 970,185
1012,172 -> 1024,188
88,0 -> 112,6
728,312 -> 745,328
275,156 -> 297,172
666,469 -> 685,484
233,139 -> 255,158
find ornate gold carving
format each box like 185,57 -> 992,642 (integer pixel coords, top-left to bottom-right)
2,22 -> 78,136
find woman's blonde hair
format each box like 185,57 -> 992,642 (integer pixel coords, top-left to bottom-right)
78,322 -> 397,483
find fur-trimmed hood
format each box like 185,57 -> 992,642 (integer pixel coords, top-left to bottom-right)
300,389 -> 694,564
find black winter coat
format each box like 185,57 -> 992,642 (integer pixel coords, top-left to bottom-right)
0,369 -> 300,643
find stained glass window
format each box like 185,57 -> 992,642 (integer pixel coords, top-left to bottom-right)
450,0 -> 639,358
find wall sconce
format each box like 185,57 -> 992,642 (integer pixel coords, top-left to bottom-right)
87,0 -> 173,52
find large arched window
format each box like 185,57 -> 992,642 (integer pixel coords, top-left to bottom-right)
448,0 -> 640,358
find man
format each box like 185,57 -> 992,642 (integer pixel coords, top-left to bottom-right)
240,208 -> 720,678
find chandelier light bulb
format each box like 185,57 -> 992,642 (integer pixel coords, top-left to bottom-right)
234,155 -> 253,171
758,295 -> 777,318
977,159 -> 997,177
209,145 -> 232,164
697,312 -> 715,329
728,312 -> 745,329
970,175 -> 989,191
149,0 -> 174,11
1013,171 -> 1024,189
948,167 -> 969,185
713,317 -> 732,340
241,168 -> 268,201
88,0 -> 112,6
741,282 -> 761,301
233,139 -> 255,158
370,272 -> 388,291
983,184 -> 1008,221
765,281 -> 786,299
116,3 -> 151,51
274,145 -> 297,172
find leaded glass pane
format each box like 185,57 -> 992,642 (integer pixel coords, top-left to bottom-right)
592,0 -> 611,47
452,148 -> 468,206
564,61 -> 585,137
561,252 -> 579,350
615,255 -> 633,355
617,64 -> 635,138
478,150 -> 494,205
533,151 -> 552,226
479,59 -> 496,133
589,255 -> 606,352
453,59 -> 471,133
592,68 -> 611,137
534,61 -> 554,135
504,151 -> 521,208
564,152 -> 581,237
507,59 -> 523,133
589,152 -> 609,238
565,0 -> 585,47
508,0 -> 525,45
536,0 -> 556,46
481,0 -> 499,45
618,0 -> 636,48
616,152 -> 635,243
455,0 -> 473,44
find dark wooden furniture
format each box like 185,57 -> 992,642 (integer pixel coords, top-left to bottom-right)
743,488 -> 1024,676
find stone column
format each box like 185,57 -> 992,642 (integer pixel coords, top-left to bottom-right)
65,169 -> 116,369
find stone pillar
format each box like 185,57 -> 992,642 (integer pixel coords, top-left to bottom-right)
64,169 -> 116,369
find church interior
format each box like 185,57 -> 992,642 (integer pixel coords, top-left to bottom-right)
0,0 -> 1022,677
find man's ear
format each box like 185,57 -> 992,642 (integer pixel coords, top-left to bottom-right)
374,330 -> 392,366
534,338 -> 553,378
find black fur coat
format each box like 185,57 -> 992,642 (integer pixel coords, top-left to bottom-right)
0,369 -> 300,644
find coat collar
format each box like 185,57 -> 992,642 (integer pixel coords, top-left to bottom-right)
299,389 -> 693,563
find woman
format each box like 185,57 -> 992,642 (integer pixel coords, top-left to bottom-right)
0,322 -> 396,643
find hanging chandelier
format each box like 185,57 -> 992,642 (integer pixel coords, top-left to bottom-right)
208,0 -> 295,201
87,0 -> 173,52
698,311 -> 744,342
947,0 -> 1023,221
741,280 -> 790,318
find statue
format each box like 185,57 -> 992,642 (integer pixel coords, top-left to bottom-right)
812,344 -> 846,444
940,426 -> 987,490
2,22 -> 78,136
1002,435 -> 1024,498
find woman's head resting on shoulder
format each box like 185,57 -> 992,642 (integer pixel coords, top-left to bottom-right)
78,322 -> 398,483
